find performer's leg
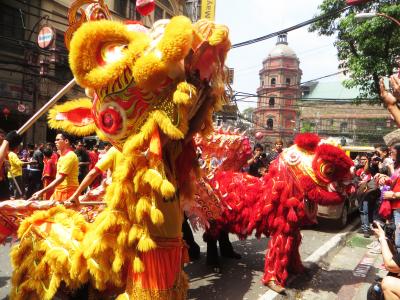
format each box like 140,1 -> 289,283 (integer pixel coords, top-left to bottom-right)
218,230 -> 241,259
262,233 -> 286,294
182,216 -> 200,261
287,230 -> 304,274
203,231 -> 220,270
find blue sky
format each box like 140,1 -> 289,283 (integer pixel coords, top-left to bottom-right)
215,0 -> 341,111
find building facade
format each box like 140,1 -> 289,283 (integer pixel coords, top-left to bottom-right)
253,33 -> 302,145
299,81 -> 394,145
0,0 -> 187,144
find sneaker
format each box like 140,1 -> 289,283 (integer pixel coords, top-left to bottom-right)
367,241 -> 379,249
364,231 -> 371,238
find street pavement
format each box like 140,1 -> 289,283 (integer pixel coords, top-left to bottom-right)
187,217 -> 360,300
273,231 -> 387,300
0,216 -> 365,300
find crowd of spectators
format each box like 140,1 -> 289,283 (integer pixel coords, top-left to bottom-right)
0,131 -> 110,201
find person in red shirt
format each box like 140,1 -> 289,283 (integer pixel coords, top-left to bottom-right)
88,144 -> 101,188
88,145 -> 99,170
41,147 -> 57,200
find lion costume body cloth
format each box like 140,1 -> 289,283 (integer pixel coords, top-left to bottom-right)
197,133 -> 354,287
9,14 -> 231,300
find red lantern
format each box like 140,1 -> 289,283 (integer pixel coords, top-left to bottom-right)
136,0 -> 155,16
346,0 -> 371,5
2,107 -> 10,120
255,131 -> 264,140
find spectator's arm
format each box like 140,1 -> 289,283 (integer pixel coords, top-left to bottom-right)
380,77 -> 400,127
373,222 -> 400,273
379,237 -> 400,272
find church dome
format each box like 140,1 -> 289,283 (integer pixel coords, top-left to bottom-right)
268,33 -> 297,59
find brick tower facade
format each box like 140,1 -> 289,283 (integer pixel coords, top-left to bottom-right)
254,33 -> 302,146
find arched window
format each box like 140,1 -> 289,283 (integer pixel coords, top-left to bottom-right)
269,97 -> 275,107
270,78 -> 276,86
286,78 -> 291,85
267,118 -> 273,129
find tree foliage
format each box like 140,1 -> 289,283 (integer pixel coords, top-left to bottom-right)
309,0 -> 400,103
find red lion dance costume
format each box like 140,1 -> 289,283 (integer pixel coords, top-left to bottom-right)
201,133 -> 353,291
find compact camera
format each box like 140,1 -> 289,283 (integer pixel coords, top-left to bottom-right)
372,221 -> 396,241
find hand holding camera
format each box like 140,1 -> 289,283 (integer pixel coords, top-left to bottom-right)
371,220 -> 386,240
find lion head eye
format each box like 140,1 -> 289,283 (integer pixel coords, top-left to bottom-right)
320,163 -> 335,178
99,106 -> 122,134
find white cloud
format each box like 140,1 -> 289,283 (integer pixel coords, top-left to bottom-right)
215,0 -> 340,111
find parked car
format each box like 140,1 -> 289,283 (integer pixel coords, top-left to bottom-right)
342,145 -> 375,160
317,145 -> 375,228
317,193 -> 358,228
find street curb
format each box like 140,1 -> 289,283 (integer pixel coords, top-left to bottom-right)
259,218 -> 360,300
304,218 -> 360,267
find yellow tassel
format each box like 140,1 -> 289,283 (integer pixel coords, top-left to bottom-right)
143,169 -> 163,190
116,292 -> 130,300
70,250 -> 88,283
209,24 -> 230,46
133,256 -> 145,273
136,197 -> 151,222
173,90 -> 190,105
173,82 -> 197,105
44,275 -> 61,300
150,206 -> 164,226
137,235 -> 156,252
112,250 -> 124,273
128,226 -> 142,244
133,168 -> 147,193
117,230 -> 128,246
160,179 -> 176,198
152,111 -> 184,140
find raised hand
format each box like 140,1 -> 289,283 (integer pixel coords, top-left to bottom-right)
390,75 -> 400,100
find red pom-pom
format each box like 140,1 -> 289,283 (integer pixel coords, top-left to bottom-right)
294,133 -> 321,151
286,197 -> 300,208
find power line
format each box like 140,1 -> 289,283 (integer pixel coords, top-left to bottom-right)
231,5 -> 350,48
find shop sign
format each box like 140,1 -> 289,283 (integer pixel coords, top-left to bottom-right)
38,26 -> 55,49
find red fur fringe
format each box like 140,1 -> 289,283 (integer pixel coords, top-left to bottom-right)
294,133 -> 321,151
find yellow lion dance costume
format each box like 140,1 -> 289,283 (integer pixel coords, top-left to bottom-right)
9,4 -> 230,300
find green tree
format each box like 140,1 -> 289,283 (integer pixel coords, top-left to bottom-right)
309,0 -> 400,103
301,121 -> 313,133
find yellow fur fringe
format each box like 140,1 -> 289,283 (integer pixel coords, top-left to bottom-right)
47,98 -> 96,136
